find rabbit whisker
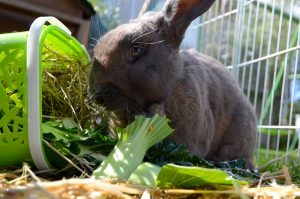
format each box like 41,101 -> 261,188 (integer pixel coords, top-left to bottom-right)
86,92 -> 98,102
131,28 -> 158,43
137,106 -> 147,116
136,40 -> 165,45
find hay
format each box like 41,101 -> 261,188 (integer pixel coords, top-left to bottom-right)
41,44 -> 123,136
41,44 -> 106,128
1,165 -> 300,199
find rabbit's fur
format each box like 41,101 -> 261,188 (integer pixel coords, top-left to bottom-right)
89,0 -> 257,169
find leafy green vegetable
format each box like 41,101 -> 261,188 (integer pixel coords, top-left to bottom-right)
42,119 -> 117,171
145,140 -> 260,181
42,117 -> 259,184
145,140 -> 215,168
92,114 -> 174,180
156,164 -> 248,189
128,162 -> 161,187
62,118 -> 79,129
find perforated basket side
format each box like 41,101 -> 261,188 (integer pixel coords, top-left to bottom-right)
0,17 -> 90,169
0,32 -> 31,166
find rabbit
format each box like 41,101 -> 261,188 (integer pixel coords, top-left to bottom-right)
89,0 -> 257,169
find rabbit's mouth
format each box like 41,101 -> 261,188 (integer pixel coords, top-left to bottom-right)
92,83 -> 149,114
91,83 -> 130,111
90,83 -> 160,120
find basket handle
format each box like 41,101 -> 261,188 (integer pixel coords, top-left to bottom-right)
27,17 -> 71,170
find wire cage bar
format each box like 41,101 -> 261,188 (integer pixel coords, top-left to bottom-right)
195,0 -> 300,166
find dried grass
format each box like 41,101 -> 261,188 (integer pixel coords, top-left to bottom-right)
1,165 -> 299,199
41,44 -> 108,129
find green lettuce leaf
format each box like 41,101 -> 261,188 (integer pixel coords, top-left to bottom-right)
156,164 -> 248,189
145,140 -> 260,180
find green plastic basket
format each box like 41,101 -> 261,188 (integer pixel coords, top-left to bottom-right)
0,17 -> 90,170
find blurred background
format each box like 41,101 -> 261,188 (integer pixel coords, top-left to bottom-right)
0,0 -> 96,47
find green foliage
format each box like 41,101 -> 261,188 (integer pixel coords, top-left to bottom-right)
145,140 -> 260,181
145,140 -> 215,168
290,159 -> 300,185
42,118 -> 117,171
43,118 -> 260,182
88,0 -> 120,29
156,164 -> 248,189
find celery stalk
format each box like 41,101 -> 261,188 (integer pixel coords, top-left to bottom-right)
92,114 -> 174,180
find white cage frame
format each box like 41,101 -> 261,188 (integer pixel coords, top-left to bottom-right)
195,0 -> 300,166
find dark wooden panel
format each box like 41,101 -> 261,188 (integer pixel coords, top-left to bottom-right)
17,0 -> 83,17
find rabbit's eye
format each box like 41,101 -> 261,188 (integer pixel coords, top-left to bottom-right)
128,45 -> 145,63
133,46 -> 142,55
132,46 -> 144,56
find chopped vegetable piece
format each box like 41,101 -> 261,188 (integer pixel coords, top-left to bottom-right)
92,114 -> 174,180
156,164 -> 248,189
128,162 -> 161,187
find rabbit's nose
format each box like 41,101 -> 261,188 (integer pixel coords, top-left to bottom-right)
95,95 -> 105,105
93,83 -> 122,104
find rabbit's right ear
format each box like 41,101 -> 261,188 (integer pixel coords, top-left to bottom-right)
161,0 -> 215,47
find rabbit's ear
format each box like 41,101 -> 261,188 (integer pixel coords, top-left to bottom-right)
161,0 -> 215,47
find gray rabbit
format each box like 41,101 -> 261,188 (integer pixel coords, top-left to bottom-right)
89,0 -> 257,169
